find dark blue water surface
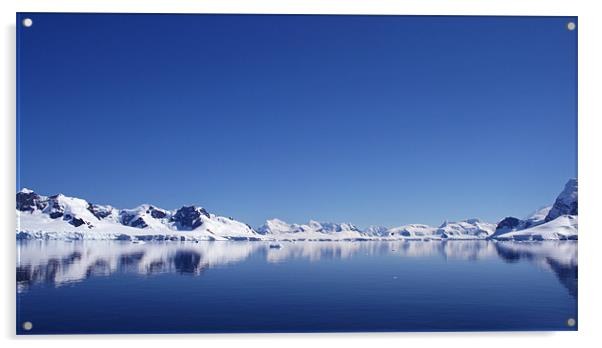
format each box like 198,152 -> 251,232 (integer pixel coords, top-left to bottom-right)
16,240 -> 577,334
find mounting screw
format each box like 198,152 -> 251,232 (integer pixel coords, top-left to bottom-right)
22,321 -> 33,331
567,22 -> 576,31
22,18 -> 33,28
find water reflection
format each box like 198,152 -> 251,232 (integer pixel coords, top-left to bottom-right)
17,240 -> 577,297
494,242 -> 578,297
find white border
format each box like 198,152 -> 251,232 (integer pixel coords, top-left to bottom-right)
2,1 -> 601,347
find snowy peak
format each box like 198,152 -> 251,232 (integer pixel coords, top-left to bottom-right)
309,220 -> 361,233
258,218 -> 494,240
493,207 -> 552,236
148,205 -> 169,219
170,206 -> 210,230
493,179 -> 578,240
119,205 -> 171,229
435,219 -> 495,238
16,179 -> 577,241
45,194 -> 98,228
258,219 -> 360,234
16,189 -> 48,212
16,190 -> 260,240
388,224 -> 436,238
257,219 -> 364,240
257,218 -> 296,234
494,215 -> 578,241
384,219 -> 494,239
16,189 -> 97,228
525,206 -> 552,227
545,178 -> 578,222
87,203 -> 116,220
363,225 -> 390,237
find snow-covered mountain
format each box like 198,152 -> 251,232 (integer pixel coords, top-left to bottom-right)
17,179 -> 577,241
492,179 -> 578,241
254,218 -> 495,241
363,225 -> 390,237
16,189 -> 261,241
493,205 -> 552,236
256,219 -> 366,240
545,178 -> 578,221
493,215 -> 578,241
436,219 -> 496,239
386,224 -> 437,239
383,219 -> 495,240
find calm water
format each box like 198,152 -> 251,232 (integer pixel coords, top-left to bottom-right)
16,240 -> 577,334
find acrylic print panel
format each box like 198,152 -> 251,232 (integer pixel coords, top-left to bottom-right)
16,13 -> 578,334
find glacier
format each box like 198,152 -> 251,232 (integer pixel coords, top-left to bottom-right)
16,179 -> 578,241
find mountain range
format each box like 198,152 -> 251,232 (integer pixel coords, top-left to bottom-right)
16,179 -> 578,241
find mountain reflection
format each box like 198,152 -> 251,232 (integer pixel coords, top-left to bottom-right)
17,240 -> 577,297
493,242 -> 578,297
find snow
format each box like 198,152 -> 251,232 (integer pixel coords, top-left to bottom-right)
436,219 -> 496,238
545,178 -> 578,221
385,219 -> 495,240
50,194 -> 99,224
490,179 -> 578,239
255,218 -> 496,241
388,224 -> 437,239
17,210 -> 230,241
525,206 -> 552,225
17,191 -> 263,241
363,225 -> 390,237
493,215 -> 578,241
16,179 -> 578,241
257,218 -> 366,241
19,208 -> 259,241
119,205 -> 171,229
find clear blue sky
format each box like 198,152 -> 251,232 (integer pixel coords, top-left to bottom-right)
17,14 -> 577,228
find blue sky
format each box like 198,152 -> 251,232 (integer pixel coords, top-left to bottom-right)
17,14 -> 577,228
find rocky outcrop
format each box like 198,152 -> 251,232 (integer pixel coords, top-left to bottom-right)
171,206 -> 210,230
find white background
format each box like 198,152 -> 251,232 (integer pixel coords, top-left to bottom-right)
1,0 -> 601,347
